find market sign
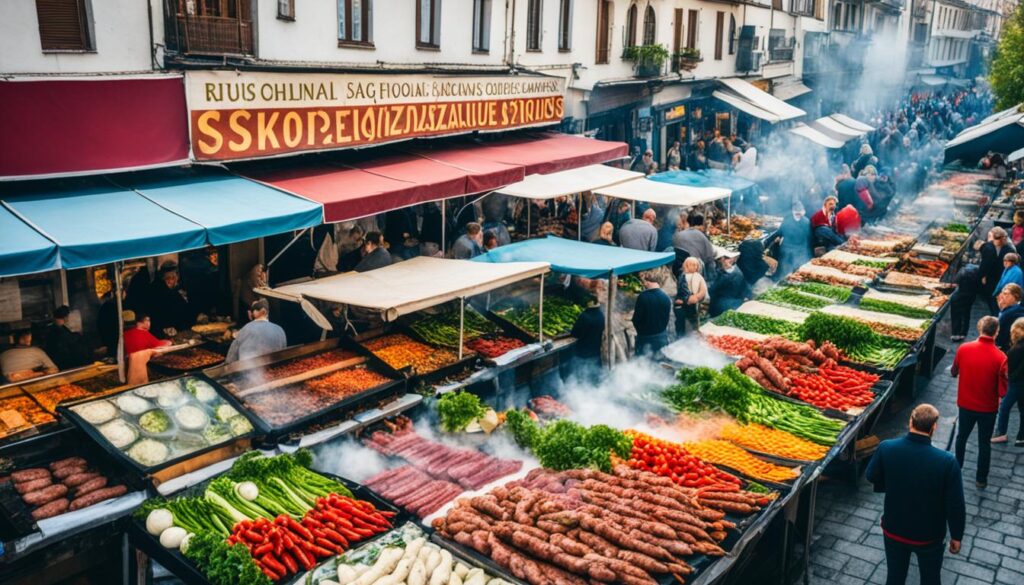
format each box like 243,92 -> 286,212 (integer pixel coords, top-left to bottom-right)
185,71 -> 567,161
665,105 -> 686,121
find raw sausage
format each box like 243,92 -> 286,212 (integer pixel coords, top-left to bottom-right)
74,476 -> 108,497
53,465 -> 88,480
23,484 -> 68,506
31,498 -> 69,520
14,477 -> 52,494
49,457 -> 86,472
63,472 -> 101,487
11,468 -> 50,483
69,485 -> 127,511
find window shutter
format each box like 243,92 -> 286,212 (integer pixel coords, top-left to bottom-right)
814,0 -> 824,20
36,0 -> 90,51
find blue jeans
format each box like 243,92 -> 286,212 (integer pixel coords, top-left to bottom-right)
996,381 -> 1024,438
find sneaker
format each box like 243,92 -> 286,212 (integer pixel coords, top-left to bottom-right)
1015,438 -> 1024,447
951,335 -> 965,342
976,481 -> 988,489
992,435 -> 1008,444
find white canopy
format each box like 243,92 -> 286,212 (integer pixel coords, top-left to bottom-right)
260,257 -> 550,322
829,114 -> 875,133
713,78 -> 806,123
812,116 -> 867,141
789,123 -> 847,149
945,110 -> 1024,149
496,165 -> 643,199
772,80 -> 812,102
593,177 -> 731,207
1009,146 -> 1024,163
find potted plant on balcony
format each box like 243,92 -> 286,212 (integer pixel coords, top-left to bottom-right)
674,48 -> 702,71
623,44 -> 670,78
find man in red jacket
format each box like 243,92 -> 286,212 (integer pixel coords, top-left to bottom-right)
950,316 -> 1008,487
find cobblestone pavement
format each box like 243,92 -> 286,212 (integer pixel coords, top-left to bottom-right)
801,301 -> 1024,585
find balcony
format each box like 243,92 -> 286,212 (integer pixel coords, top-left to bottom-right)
165,2 -> 254,57
672,49 -> 703,72
768,37 -> 796,62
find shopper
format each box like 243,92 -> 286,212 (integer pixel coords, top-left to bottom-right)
632,271 -> 671,356
1012,210 -> 1024,247
772,202 -> 812,277
226,299 -> 288,364
993,317 -> 1024,445
979,227 -> 1016,314
672,212 -> 717,277
709,255 -> 748,317
619,208 -> 659,251
148,262 -> 194,338
122,312 -> 171,386
811,196 -> 845,251
450,223 -> 485,260
593,222 -> 616,246
866,403 -> 965,585
355,232 -> 393,272
995,284 -> 1024,350
570,298 -> 605,371
1,329 -> 58,383
949,263 -> 980,341
666,141 -> 682,170
951,315 -> 1007,487
44,306 -> 90,371
674,257 -> 708,336
993,253 -> 1024,307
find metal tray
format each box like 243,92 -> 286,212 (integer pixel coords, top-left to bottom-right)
57,373 -> 262,478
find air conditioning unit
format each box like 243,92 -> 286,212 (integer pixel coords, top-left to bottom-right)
750,51 -> 763,70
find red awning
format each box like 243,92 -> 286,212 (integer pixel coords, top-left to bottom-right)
237,133 -> 626,223
468,132 -> 629,174
0,76 -> 190,180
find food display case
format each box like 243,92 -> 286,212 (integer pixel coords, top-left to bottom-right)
206,339 -> 406,441
149,344 -> 227,374
58,375 -> 259,485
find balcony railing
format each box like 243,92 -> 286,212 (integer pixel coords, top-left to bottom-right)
768,37 -> 796,62
167,14 -> 254,56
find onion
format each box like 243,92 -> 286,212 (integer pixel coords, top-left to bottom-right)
146,509 -> 174,536
235,481 -> 259,502
160,526 -> 188,549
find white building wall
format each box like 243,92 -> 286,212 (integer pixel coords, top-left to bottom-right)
0,0 -> 157,74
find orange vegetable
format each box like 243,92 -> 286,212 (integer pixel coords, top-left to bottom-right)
719,423 -> 828,461
683,439 -> 801,483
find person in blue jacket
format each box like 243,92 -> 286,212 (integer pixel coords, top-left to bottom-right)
992,253 -> 1024,308
866,404 -> 965,585
769,201 -> 812,277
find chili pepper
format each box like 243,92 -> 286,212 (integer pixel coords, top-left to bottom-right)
309,543 -> 333,558
279,550 -> 299,574
259,565 -> 280,582
261,554 -> 287,576
320,527 -> 349,547
316,537 -> 343,554
287,516 -> 314,541
292,546 -> 315,571
253,542 -> 274,557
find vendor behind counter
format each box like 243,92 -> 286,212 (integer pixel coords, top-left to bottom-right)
0,328 -> 58,383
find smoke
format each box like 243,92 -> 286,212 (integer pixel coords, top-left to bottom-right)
544,356 -> 676,429
635,412 -> 734,444
661,336 -> 734,369
314,437 -> 391,482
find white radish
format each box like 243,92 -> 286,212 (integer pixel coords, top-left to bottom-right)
486,580 -> 513,585
408,559 -> 427,585
424,549 -> 442,576
428,550 -> 452,585
453,563 -> 470,579
336,564 -> 358,584
355,547 -> 404,585
354,565 -> 371,577
463,569 -> 486,585
370,559 -> 411,585
447,574 -> 463,585
402,538 -> 426,562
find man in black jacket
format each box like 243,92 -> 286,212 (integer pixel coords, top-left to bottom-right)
979,227 -> 1016,314
866,404 -> 965,585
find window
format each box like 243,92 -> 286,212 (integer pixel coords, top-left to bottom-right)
338,0 -> 371,45
473,0 -> 491,52
596,0 -> 611,63
526,0 -> 542,51
815,0 -> 824,20
642,5 -> 656,45
277,0 -> 295,20
673,8 -> 683,54
417,0 -> 441,48
832,3 -> 841,29
728,14 -> 736,55
35,0 -> 92,51
714,11 -> 724,60
773,0 -> 783,10
558,0 -> 571,51
686,10 -> 698,49
625,3 -> 637,48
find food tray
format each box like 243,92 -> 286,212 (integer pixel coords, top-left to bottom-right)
58,374 -> 260,476
129,471 -> 406,585
149,344 -> 227,374
0,385 -> 59,447
0,427 -> 146,542
354,332 -> 476,380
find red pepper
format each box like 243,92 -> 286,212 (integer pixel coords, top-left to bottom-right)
243,529 -> 264,543
259,564 -> 281,582
287,516 -> 314,541
292,546 -> 315,571
316,537 -> 343,554
253,542 -> 274,557
260,554 -> 287,576
309,543 -> 333,558
279,550 -> 299,574
320,527 -> 349,548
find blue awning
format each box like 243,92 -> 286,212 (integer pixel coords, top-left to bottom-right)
2,182 -> 207,270
0,204 -> 59,277
472,235 -> 674,278
649,169 -> 757,195
122,169 -> 322,246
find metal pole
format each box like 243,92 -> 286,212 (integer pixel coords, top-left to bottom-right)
727,195 -> 732,233
606,271 -> 616,368
266,227 -> 310,280
527,203 -> 531,239
578,193 -> 583,241
537,277 -> 544,343
114,264 -> 125,383
458,298 -> 465,361
442,202 -> 447,256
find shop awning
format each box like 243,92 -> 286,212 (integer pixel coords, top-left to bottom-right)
789,124 -> 847,149
918,75 -> 949,87
1009,147 -> 1024,163
772,80 -> 812,102
944,106 -> 1024,163
496,165 -> 643,199
261,257 -> 550,321
467,132 -> 630,174
0,205 -> 59,277
2,183 -> 207,270
810,116 -> 867,142
593,177 -> 731,207
120,169 -> 323,246
829,114 -> 875,133
649,169 -> 756,195
0,76 -> 190,181
713,78 -> 806,123
239,133 -> 628,223
472,235 -> 673,278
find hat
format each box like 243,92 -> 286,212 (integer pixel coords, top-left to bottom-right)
158,261 -> 179,276
54,305 -> 71,319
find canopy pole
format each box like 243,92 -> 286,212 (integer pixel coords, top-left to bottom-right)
605,271 -> 615,369
538,276 -> 544,344
528,203 -> 531,239
578,193 -> 582,241
441,202 -> 447,256
727,196 -> 732,234
114,263 -> 125,384
458,298 -> 465,361
267,227 -> 310,280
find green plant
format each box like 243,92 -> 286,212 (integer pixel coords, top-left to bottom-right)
675,47 -> 701,60
991,4 -> 1024,109
436,391 -> 486,432
623,44 -> 670,67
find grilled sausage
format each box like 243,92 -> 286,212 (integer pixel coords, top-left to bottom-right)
63,472 -> 101,487
14,477 -> 52,494
74,476 -> 108,497
22,484 -> 68,506
69,485 -> 127,511
53,465 -> 88,480
11,468 -> 50,483
49,457 -> 86,472
30,498 -> 69,520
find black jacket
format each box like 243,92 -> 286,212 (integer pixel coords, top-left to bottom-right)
980,242 -> 1016,293
866,433 -> 965,544
709,269 -> 748,317
950,264 -> 981,301
1008,341 -> 1024,383
45,324 -> 90,370
571,306 -> 605,359
997,304 -> 1024,350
